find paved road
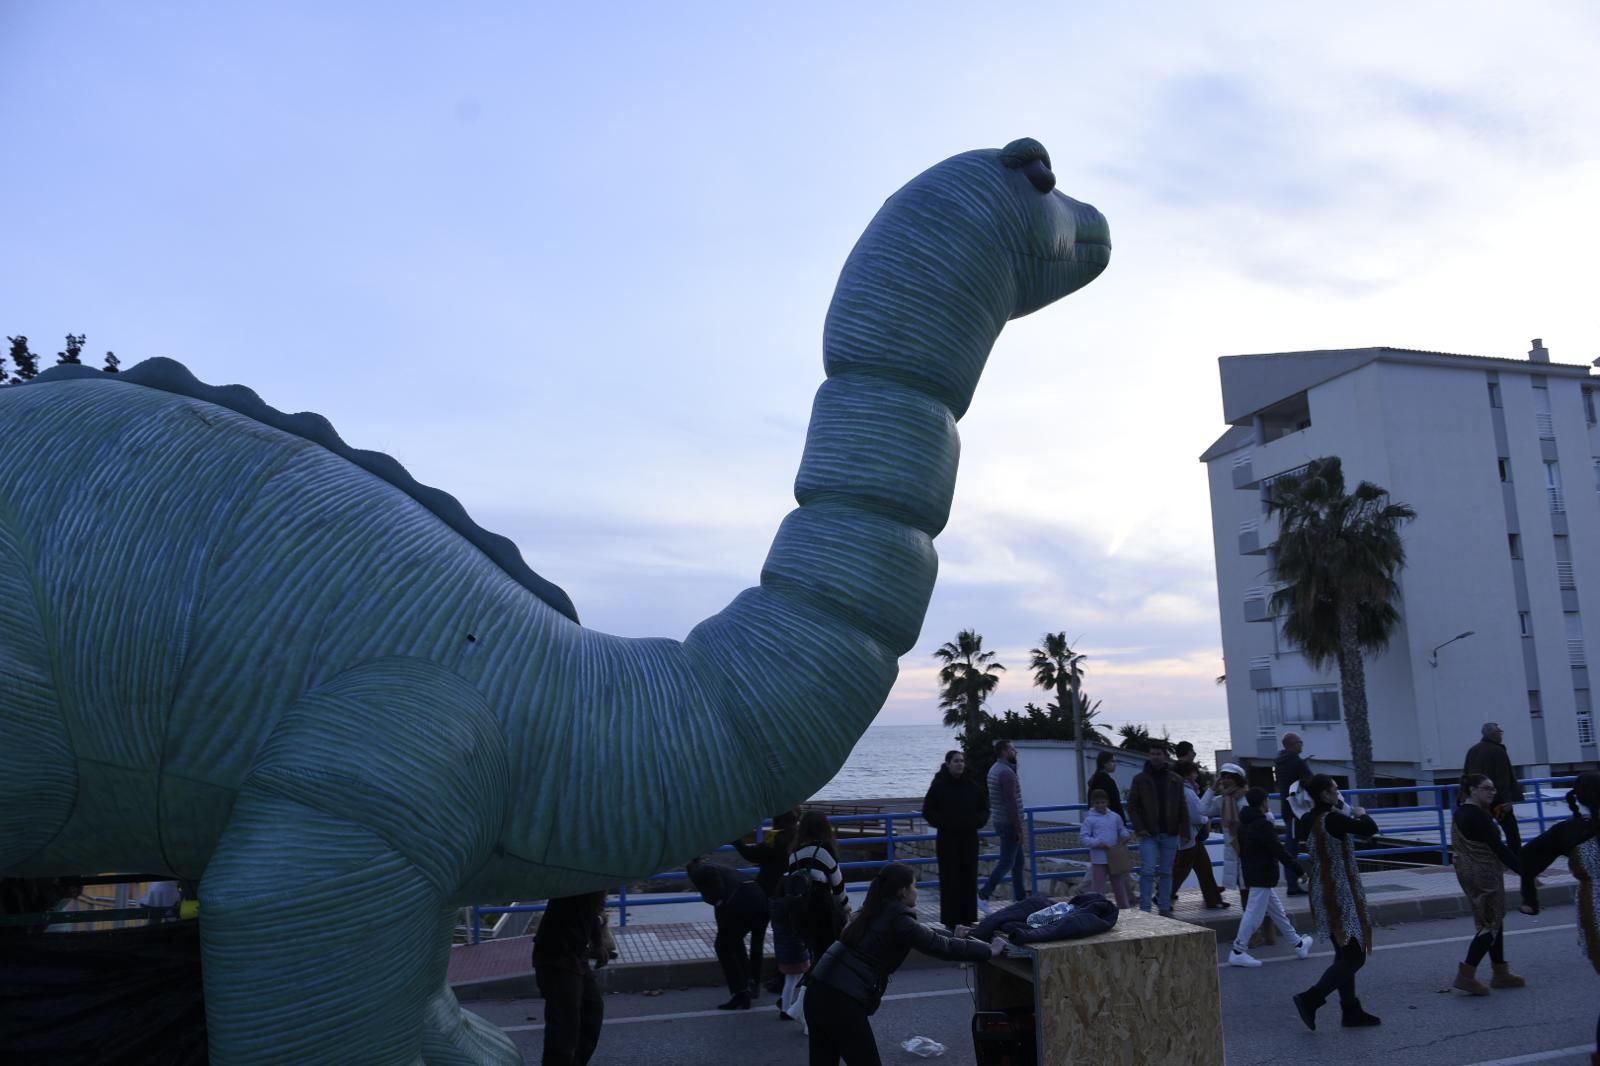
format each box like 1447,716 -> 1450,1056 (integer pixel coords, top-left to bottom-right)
469,908 -> 1598,1065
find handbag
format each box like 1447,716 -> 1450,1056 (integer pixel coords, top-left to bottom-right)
1106,842 -> 1136,877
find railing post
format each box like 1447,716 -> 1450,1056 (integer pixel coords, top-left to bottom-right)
1435,785 -> 1450,866
885,814 -> 897,864
1027,808 -> 1039,897
471,905 -> 482,945
1533,777 -> 1549,838
616,884 -> 628,928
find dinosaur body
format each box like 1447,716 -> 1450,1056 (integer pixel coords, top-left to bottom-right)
1,139 -> 1108,1063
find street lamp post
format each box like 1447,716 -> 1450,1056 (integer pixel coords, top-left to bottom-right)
1429,630 -> 1476,668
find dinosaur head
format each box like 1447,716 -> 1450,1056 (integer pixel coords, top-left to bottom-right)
823,137 -> 1111,418
991,137 -> 1111,318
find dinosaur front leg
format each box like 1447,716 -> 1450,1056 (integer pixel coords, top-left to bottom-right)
199,789 -> 450,1065
419,907 -> 521,1066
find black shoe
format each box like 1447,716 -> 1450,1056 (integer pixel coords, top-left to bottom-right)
764,977 -> 784,995
1292,991 -> 1319,1031
1340,1000 -> 1381,1027
717,993 -> 751,1010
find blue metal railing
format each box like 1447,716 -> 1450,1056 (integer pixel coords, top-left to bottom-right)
467,774 -> 1580,942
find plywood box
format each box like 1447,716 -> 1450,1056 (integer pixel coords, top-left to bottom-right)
977,909 -> 1223,1065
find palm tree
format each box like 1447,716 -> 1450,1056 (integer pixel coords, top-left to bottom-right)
1030,633 -> 1090,800
1266,455 -> 1415,789
934,629 -> 1005,745
1116,723 -> 1173,755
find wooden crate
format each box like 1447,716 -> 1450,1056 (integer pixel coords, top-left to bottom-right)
977,909 -> 1223,1065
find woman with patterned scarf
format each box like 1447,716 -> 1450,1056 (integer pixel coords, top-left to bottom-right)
1291,774 -> 1382,1031
1450,773 -> 1524,995
1516,770 -> 1600,1065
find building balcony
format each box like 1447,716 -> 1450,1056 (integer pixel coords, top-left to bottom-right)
1231,453 -> 1256,489
1239,520 -> 1268,555
1244,586 -> 1273,622
1249,656 -> 1273,691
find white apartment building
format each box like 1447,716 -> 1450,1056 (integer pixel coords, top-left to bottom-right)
1202,341 -> 1600,784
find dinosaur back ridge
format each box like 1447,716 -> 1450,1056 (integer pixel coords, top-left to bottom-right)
24,357 -> 580,624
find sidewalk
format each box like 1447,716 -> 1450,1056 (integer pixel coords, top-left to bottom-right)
448,863 -> 1580,1001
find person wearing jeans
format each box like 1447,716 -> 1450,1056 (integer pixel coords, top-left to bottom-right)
979,741 -> 1027,909
1126,748 -> 1189,915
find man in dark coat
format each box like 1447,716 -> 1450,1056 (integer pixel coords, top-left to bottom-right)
1274,732 -> 1310,894
1463,722 -> 1526,851
1126,748 -> 1189,915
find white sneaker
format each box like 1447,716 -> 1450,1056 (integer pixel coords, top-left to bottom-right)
1228,948 -> 1263,968
1295,934 -> 1314,959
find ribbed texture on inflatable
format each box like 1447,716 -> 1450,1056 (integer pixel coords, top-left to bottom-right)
0,138 -> 1107,1063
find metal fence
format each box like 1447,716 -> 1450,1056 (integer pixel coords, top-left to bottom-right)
467,775 -> 1580,941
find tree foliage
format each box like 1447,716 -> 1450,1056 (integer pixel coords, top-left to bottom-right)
1030,632 -> 1094,800
1266,455 -> 1415,788
958,699 -> 1111,781
1116,722 -> 1174,754
56,333 -> 85,365
6,335 -> 39,383
933,629 -> 1004,743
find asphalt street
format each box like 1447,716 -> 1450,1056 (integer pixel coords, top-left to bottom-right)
469,907 -> 1598,1065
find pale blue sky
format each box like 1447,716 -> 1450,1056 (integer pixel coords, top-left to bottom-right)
6,3 -> 1599,736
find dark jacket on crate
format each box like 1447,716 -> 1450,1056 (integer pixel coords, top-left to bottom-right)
808,901 -> 990,1013
922,766 -> 990,928
1238,805 -> 1302,888
968,893 -> 1118,944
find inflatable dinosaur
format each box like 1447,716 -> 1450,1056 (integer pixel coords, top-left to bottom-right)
0,138 -> 1108,1063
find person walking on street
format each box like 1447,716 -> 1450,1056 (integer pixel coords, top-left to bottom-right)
1227,787 -> 1314,967
1515,771 -> 1600,1064
1170,760 -> 1230,910
921,750 -> 989,930
790,810 -> 851,968
1087,749 -> 1125,819
532,891 -> 610,1066
733,809 -> 800,994
805,863 -> 1000,1066
1126,747 -> 1189,915
1202,764 -> 1248,899
688,859 -> 772,1010
1291,774 -> 1382,1031
1451,773 -> 1525,995
979,741 -> 1026,911
1463,722 -> 1526,852
1275,732 -> 1311,894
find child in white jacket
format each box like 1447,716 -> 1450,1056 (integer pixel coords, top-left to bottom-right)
1081,789 -> 1133,908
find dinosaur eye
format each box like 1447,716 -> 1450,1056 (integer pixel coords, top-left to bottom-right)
1021,158 -> 1055,194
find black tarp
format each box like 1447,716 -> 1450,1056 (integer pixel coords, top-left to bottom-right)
0,919 -> 207,1064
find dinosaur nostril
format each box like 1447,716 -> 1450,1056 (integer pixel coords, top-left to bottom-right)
1020,158 -> 1055,194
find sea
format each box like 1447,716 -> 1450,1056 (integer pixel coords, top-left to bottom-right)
810,719 -> 1236,800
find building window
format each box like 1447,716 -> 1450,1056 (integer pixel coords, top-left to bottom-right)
1282,685 -> 1341,723
1488,381 -> 1503,408
1509,533 -> 1522,559
1593,459 -> 1600,493
1547,461 -> 1565,513
1585,388 -> 1597,424
1528,690 -> 1542,719
1520,611 -> 1532,637
1499,457 -> 1512,482
1578,690 -> 1595,745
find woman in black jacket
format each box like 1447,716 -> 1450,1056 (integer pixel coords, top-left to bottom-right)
1292,774 -> 1382,1031
1451,774 -> 1524,995
806,863 -> 1000,1065
921,750 -> 989,931
1086,750 -> 1125,819
531,891 -> 609,1066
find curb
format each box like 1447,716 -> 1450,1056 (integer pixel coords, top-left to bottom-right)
452,882 -> 1578,1003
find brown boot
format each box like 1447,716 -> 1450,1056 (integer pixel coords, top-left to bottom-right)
1454,962 -> 1490,996
1490,962 -> 1526,988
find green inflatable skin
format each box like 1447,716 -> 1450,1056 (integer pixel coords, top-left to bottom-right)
0,139 -> 1107,1064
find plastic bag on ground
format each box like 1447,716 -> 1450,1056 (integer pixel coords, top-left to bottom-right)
901,1035 -> 946,1057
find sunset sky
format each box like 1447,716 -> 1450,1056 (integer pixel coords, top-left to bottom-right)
6,2 -> 1600,739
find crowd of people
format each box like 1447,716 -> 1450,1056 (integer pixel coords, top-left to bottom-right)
527,728 -> 1600,1063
